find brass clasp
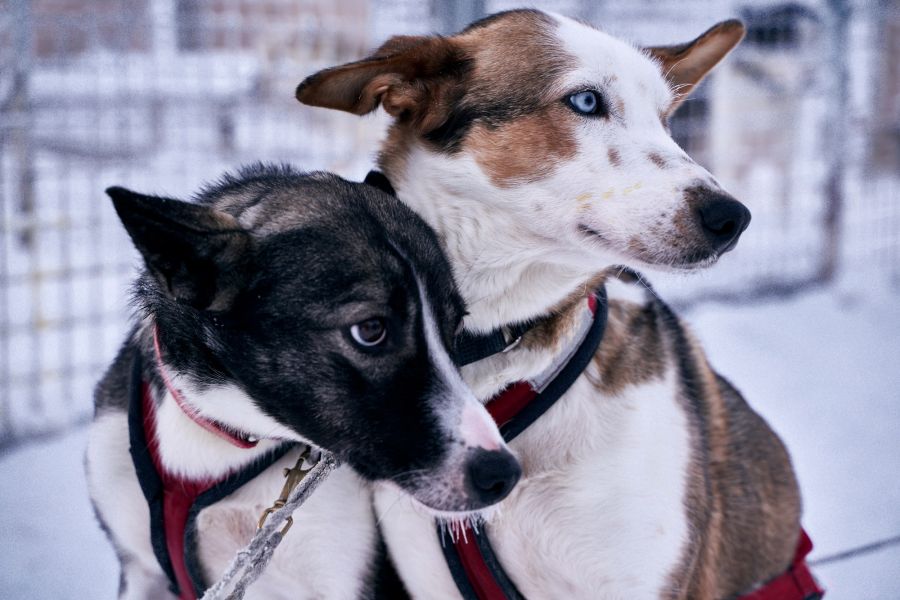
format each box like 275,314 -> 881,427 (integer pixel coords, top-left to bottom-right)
257,446 -> 316,536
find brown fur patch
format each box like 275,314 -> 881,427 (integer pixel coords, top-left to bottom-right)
647,151 -> 670,169
365,10 -> 574,186
658,314 -> 801,599
585,298 -> 667,396
607,147 -> 622,167
297,34 -> 468,130
518,274 -> 605,353
467,105 -> 576,187
412,10 -> 574,157
378,125 -> 415,181
645,20 -> 746,113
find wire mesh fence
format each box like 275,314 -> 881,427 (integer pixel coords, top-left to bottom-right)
1,0 -> 898,447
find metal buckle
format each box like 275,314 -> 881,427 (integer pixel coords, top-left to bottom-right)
501,327 -> 523,353
257,446 -> 315,536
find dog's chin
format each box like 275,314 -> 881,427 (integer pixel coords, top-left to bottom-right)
384,480 -> 502,521
409,495 -> 501,525
577,224 -> 720,273
641,252 -> 720,273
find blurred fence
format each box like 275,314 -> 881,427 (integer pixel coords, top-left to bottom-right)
1,0 -> 898,447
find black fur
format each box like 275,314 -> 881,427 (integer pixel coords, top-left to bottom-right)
106,163 -> 468,495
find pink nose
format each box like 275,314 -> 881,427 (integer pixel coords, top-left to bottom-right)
460,401 -> 502,451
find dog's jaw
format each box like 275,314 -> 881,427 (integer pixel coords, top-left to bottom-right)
383,146 -> 597,333
148,374 -> 307,481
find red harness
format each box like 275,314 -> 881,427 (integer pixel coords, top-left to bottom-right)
129,339 -> 293,600
146,327 -> 266,599
440,291 -> 824,600
140,381 -> 217,600
740,529 -> 824,600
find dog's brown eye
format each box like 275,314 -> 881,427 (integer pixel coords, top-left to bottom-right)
350,318 -> 388,347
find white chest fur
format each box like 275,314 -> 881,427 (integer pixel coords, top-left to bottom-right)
86,408 -> 377,600
194,450 -> 375,600
375,365 -> 691,599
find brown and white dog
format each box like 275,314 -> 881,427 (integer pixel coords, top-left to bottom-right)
298,10 -> 801,599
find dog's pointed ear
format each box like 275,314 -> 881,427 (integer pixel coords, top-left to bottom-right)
107,186 -> 252,311
296,35 -> 466,133
646,19 -> 745,112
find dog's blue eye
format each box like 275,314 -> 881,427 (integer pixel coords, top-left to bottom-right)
566,90 -> 605,116
350,318 -> 387,347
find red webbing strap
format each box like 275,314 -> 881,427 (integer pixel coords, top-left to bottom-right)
739,529 -> 824,600
445,293 -> 604,600
453,523 -> 510,600
142,383 -> 217,600
484,381 -> 537,430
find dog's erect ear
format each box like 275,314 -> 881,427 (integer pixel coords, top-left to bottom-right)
296,35 -> 466,133
107,186 -> 252,311
646,19 -> 745,113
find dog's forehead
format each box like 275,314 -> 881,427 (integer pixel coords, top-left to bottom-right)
460,10 -> 564,88
551,14 -> 673,111
457,10 -> 672,112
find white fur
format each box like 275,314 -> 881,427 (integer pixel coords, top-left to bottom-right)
415,272 -> 504,453
375,12 -> 708,599
488,370 -> 690,599
153,384 -> 301,481
552,15 -> 721,264
86,391 -> 375,600
87,411 -> 175,599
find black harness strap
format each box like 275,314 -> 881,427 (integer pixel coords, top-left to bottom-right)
499,287 -> 607,441
438,287 -> 609,600
128,350 -> 295,597
453,320 -> 536,367
363,170 -> 396,197
128,352 -> 179,593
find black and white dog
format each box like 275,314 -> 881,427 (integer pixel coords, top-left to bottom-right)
86,165 -> 520,599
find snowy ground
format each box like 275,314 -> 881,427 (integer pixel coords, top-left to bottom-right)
1,282 -> 898,599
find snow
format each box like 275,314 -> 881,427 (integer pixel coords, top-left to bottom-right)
1,282 -> 898,598
0,428 -> 118,599
685,281 -> 900,599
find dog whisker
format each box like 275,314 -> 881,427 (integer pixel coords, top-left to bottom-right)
375,491 -> 407,528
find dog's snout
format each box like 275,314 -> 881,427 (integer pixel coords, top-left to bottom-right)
465,448 -> 521,507
697,194 -> 751,254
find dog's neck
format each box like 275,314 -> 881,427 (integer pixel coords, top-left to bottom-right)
138,324 -> 302,481
382,145 -> 596,333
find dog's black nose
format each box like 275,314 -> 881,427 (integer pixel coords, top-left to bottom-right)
465,448 -> 521,507
697,194 -> 752,254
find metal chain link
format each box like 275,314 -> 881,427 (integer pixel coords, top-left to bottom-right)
200,449 -> 340,600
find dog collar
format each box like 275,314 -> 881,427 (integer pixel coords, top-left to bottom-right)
152,325 -> 259,449
454,321 -> 535,367
438,287 -> 608,600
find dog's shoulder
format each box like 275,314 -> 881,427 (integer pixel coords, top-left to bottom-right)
93,330 -> 142,415
705,372 -> 802,597
590,278 -> 673,396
